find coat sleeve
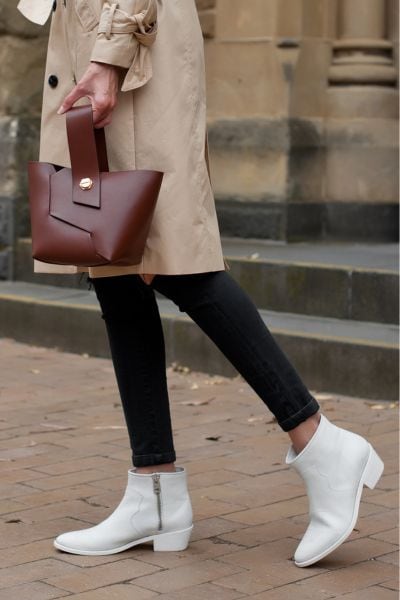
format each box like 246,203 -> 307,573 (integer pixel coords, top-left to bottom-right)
90,0 -> 158,92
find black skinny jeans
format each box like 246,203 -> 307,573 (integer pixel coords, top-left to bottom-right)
88,270 -> 320,467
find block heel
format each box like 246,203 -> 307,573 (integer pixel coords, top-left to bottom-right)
363,444 -> 384,489
153,525 -> 193,551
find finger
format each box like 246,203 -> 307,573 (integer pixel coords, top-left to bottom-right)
94,120 -> 111,129
92,107 -> 112,127
91,96 -> 116,125
90,103 -> 110,126
94,114 -> 112,128
57,85 -> 89,114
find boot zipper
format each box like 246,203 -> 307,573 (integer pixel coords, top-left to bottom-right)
152,473 -> 162,530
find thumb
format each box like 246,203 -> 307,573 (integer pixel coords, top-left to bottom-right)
57,86 -> 89,114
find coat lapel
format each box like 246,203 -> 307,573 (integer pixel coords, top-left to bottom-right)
17,0 -> 54,25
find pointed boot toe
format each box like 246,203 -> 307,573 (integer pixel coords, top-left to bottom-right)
54,530 -> 102,555
285,413 -> 384,568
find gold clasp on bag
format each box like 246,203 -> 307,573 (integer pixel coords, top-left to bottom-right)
79,177 -> 93,190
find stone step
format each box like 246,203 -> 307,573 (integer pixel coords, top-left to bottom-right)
224,237 -> 399,325
14,237 -> 399,325
0,281 -> 398,401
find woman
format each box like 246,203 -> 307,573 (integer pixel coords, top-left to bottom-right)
18,0 -> 384,567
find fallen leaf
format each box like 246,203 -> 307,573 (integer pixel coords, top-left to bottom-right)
93,425 -> 126,430
314,393 -> 334,400
40,422 -> 72,430
5,519 -> 22,524
179,398 -> 215,406
203,378 -> 225,385
170,362 -> 191,374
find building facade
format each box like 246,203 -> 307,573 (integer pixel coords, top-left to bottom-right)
197,0 -> 399,241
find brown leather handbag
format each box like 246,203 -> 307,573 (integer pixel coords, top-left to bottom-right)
28,104 -> 163,267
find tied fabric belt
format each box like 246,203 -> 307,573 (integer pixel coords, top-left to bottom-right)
16,0 -> 158,91
97,1 -> 158,91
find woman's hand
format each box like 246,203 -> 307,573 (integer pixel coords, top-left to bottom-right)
57,61 -> 120,127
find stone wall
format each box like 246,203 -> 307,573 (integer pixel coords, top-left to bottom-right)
195,0 -> 216,39
203,0 -> 399,241
0,0 -> 48,276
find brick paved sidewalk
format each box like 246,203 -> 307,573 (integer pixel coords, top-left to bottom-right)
0,337 -> 398,599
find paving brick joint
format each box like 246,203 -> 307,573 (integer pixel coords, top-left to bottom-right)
0,337 -> 398,598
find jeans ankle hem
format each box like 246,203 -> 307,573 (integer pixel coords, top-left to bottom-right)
132,451 -> 177,467
278,397 -> 320,432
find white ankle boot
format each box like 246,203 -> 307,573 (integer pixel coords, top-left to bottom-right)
54,466 -> 193,555
285,413 -> 384,567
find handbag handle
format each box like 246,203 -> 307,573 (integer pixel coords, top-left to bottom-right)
65,104 -> 109,209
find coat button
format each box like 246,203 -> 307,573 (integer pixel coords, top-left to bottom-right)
48,75 -> 58,88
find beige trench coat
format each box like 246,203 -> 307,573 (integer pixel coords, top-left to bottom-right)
17,0 -> 227,278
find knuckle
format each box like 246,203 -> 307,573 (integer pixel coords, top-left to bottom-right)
97,101 -> 109,112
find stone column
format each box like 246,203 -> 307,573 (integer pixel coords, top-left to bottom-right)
203,0 -> 294,239
323,0 -> 398,239
329,0 -> 396,85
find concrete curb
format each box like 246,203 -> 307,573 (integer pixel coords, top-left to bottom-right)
0,281 -> 398,401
